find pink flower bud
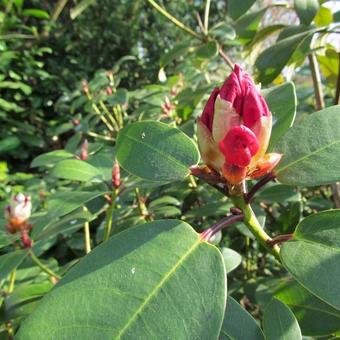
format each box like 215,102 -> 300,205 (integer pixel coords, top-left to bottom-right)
112,159 -> 121,189
197,64 -> 281,185
80,139 -> 88,161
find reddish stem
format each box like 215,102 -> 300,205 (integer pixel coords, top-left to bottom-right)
266,233 -> 293,247
200,213 -> 244,241
245,173 -> 276,203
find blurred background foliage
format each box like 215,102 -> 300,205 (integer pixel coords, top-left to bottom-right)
0,0 -> 340,337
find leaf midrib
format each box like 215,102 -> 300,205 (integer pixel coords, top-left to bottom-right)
277,138 -> 340,175
116,238 -> 201,338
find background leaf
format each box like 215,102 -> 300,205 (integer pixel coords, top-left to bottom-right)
219,296 -> 265,340
263,298 -> 302,340
52,159 -> 102,182
294,0 -> 319,24
262,82 -> 297,150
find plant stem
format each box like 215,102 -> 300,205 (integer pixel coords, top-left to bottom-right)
335,52 -> 340,106
232,196 -> 281,260
30,252 -> 61,280
200,213 -> 244,241
204,0 -> 211,34
146,0 -> 201,39
266,233 -> 293,247
83,206 -> 91,254
308,53 -> 325,110
52,0 -> 69,21
218,46 -> 234,69
87,131 -> 113,141
103,189 -> 118,241
245,173 -> 276,203
135,188 -> 153,222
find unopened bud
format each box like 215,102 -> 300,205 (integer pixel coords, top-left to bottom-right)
106,86 -> 113,96
5,193 -> 32,234
72,118 -> 80,126
80,139 -> 88,160
112,159 -> 120,189
82,80 -> 89,95
21,229 -> 32,248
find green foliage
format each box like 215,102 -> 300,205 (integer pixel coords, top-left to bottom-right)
17,220 -> 226,339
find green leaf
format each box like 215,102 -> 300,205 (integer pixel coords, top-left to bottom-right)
221,248 -> 242,273
281,210 -> 340,311
276,279 -> 340,336
0,250 -> 29,279
52,159 -> 102,182
294,0 -> 319,24
314,6 -> 333,26
70,0 -> 96,19
256,29 -> 316,84
195,41 -> 218,59
46,191 -> 105,219
116,121 -> 199,182
263,298 -> 302,340
160,41 -> 192,67
22,8 -> 50,19
227,0 -> 256,20
2,282 -> 53,322
262,82 -> 297,150
234,8 -> 267,44
275,105 -> 340,186
0,136 -> 21,154
17,220 -> 226,339
0,81 -> 32,95
257,184 -> 300,204
31,150 -> 74,168
220,296 -> 265,340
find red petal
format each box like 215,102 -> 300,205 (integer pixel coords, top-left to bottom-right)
222,161 -> 247,185
199,87 -> 220,132
219,126 -> 259,167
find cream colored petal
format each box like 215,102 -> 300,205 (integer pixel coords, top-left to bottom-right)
249,115 -> 272,167
197,120 -> 225,172
212,95 -> 241,143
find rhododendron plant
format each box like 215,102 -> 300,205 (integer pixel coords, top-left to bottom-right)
197,65 -> 282,185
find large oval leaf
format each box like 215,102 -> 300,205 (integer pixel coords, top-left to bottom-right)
281,210 -> 340,310
275,105 -> 340,186
116,121 -> 199,182
220,296 -> 265,340
262,82 -> 296,150
17,220 -> 226,339
276,279 -> 340,336
263,298 -> 302,340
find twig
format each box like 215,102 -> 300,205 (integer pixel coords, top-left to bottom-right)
30,252 -> 61,280
266,233 -> 293,247
83,206 -> 91,254
200,213 -> 244,241
218,46 -> 234,69
195,12 -> 206,35
245,173 -> 276,203
146,0 -> 201,39
103,189 -> 119,241
308,53 -> 325,110
204,0 -> 211,34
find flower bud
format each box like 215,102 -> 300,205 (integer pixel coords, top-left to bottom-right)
197,64 -> 281,185
5,193 -> 32,234
80,139 -> 88,161
112,159 -> 121,189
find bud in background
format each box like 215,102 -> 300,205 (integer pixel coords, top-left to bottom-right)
5,193 -> 32,234
112,159 -> 121,189
197,64 -> 282,185
80,139 -> 88,161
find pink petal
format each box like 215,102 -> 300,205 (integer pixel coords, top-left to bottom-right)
199,87 -> 220,132
219,126 -> 259,167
